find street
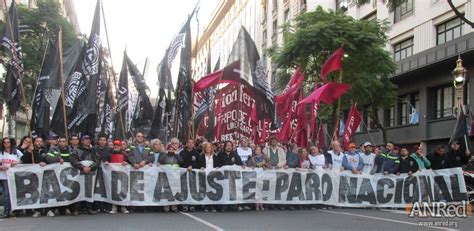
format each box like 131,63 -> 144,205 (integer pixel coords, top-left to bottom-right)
0,208 -> 472,231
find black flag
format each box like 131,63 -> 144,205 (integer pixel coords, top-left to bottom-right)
175,16 -> 193,141
114,52 -> 129,140
449,110 -> 471,151
1,1 -> 23,114
30,32 -> 61,139
226,27 -> 277,129
101,71 -> 114,137
126,54 -> 153,124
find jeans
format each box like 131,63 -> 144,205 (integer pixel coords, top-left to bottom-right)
0,180 -> 10,213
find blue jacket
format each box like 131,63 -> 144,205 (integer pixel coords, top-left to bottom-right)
374,152 -> 400,174
342,152 -> 364,171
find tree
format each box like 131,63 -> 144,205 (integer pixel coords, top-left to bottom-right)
1,0 -> 79,108
269,6 -> 397,144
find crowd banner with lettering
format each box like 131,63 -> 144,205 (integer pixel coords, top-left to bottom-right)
7,164 -> 468,210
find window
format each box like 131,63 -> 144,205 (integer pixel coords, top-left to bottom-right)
262,30 -> 267,47
393,38 -> 413,61
398,92 -> 419,125
394,0 -> 413,23
336,0 -> 348,12
272,20 -> 278,42
384,106 -> 395,127
262,3 -> 267,24
434,85 -> 454,119
437,18 -> 464,45
272,0 -> 278,12
300,0 -> 307,12
284,9 -> 290,22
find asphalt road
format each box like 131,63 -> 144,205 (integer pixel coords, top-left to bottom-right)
0,208 -> 472,231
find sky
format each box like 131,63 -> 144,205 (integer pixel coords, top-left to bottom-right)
73,0 -> 219,97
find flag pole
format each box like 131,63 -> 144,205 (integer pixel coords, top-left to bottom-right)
4,2 -> 32,137
333,69 -> 343,141
101,1 -> 126,139
58,27 -> 69,141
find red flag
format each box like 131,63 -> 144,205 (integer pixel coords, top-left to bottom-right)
342,104 -> 362,149
321,47 -> 343,82
317,123 -> 327,148
250,103 -> 257,124
298,82 -> 350,106
275,71 -> 304,119
295,93 -> 308,148
278,114 -> 292,143
193,60 -> 240,92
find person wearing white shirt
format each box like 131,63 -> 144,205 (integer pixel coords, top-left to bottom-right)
360,142 -> 376,174
308,146 -> 327,170
326,140 -> 344,171
236,137 -> 253,165
1,137 -> 23,218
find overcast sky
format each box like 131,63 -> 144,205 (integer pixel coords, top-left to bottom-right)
73,0 -> 219,96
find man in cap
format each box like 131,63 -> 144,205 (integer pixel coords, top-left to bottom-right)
342,143 -> 364,174
446,139 -> 471,168
359,142 -> 376,174
70,135 -> 100,215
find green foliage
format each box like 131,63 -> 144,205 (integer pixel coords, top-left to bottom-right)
1,0 -> 78,107
270,6 -> 397,138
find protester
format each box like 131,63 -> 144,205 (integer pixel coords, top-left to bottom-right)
286,143 -> 300,169
326,140 -> 344,171
159,143 -> 183,213
150,139 -> 165,165
0,137 -> 23,218
17,135 -> 32,154
46,134 -> 59,151
427,145 -> 448,170
246,145 -> 266,211
107,140 -> 130,214
410,145 -> 431,170
95,133 -> 112,164
342,143 -> 364,174
373,142 -> 400,175
216,141 -> 243,211
359,142 -> 376,174
69,134 -> 80,151
446,139 -> 471,168
180,139 -> 200,212
236,137 -> 252,165
263,137 -> 286,169
308,146 -> 327,170
298,148 -> 311,169
198,142 -> 217,212
70,135 -> 100,215
397,147 -> 419,175
126,132 -> 153,169
170,137 -> 182,154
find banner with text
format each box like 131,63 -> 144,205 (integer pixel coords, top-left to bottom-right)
7,164 -> 468,210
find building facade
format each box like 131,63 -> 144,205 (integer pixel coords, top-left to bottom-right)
193,0 -> 474,153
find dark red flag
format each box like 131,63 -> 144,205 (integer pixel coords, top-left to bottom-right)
295,93 -> 308,148
193,60 -> 240,92
321,47 -> 343,82
275,70 -> 304,119
298,82 -> 350,106
342,104 -> 362,149
309,83 -> 319,143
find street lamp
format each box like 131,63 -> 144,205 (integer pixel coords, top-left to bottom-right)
452,55 -> 467,115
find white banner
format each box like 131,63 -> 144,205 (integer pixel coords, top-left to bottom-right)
7,164 -> 468,210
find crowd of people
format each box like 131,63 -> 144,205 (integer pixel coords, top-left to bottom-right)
0,132 -> 472,218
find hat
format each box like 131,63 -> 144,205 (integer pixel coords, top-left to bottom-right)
348,143 -> 356,148
363,142 -> 373,147
81,135 -> 91,140
113,140 -> 122,146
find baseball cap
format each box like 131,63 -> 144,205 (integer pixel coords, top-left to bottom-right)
348,143 -> 356,148
363,142 -> 373,147
113,140 -> 121,146
81,135 -> 91,140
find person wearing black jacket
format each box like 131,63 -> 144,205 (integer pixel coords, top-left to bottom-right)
179,139 -> 201,212
70,135 -> 100,215
20,136 -> 46,218
397,147 -> 419,175
21,136 -> 46,165
215,141 -> 243,212
427,145 -> 448,170
446,140 -> 471,168
94,134 -> 112,163
216,141 -> 243,167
